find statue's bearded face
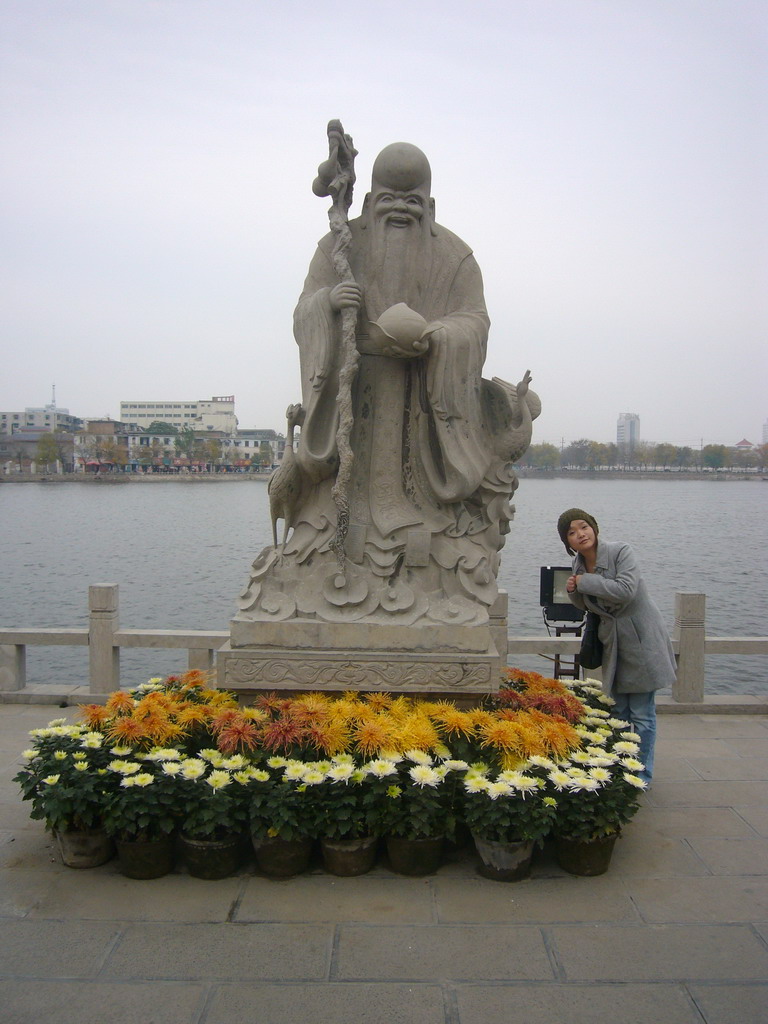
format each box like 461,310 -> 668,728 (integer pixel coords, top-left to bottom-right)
371,189 -> 427,229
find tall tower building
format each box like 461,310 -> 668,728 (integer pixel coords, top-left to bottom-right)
617,413 -> 640,451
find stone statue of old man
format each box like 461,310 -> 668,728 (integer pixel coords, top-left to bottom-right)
236,137 -> 540,634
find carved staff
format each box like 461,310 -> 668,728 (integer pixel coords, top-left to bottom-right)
312,119 -> 358,574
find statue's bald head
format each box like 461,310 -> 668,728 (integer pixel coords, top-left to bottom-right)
371,143 -> 431,193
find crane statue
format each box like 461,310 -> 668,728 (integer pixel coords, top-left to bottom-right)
268,402 -> 306,560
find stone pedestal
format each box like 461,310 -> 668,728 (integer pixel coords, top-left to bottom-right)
218,592 -> 508,701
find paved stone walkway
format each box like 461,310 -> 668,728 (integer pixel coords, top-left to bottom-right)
1,704 -> 767,1024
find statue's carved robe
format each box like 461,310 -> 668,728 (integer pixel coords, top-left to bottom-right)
239,217 -> 536,626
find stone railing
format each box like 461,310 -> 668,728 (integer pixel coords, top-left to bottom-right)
1,585 -> 766,709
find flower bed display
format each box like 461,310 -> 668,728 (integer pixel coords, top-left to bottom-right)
14,669 -> 647,880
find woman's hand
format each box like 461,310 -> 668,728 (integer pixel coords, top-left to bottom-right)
566,574 -> 581,593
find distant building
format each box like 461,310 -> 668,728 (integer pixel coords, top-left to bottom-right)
617,413 -> 640,451
732,438 -> 754,451
763,420 -> 768,445
0,404 -> 82,435
119,396 -> 237,433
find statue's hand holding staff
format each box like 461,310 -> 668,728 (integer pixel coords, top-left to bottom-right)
329,282 -> 362,312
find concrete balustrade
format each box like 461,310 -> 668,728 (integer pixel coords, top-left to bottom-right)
0,584 -> 765,708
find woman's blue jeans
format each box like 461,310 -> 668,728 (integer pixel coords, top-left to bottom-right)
610,689 -> 656,783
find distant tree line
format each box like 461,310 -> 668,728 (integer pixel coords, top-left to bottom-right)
517,440 -> 768,472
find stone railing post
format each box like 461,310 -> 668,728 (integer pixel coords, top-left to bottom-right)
0,644 -> 26,691
89,584 -> 120,693
673,591 -> 706,703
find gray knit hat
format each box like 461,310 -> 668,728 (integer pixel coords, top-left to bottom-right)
557,508 -> 599,555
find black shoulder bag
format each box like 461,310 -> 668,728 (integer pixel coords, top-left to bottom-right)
578,611 -> 603,670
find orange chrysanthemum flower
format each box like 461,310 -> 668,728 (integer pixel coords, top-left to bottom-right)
353,717 -> 398,757
428,705 -> 476,741
77,703 -> 112,728
216,717 -> 261,754
107,716 -> 147,745
105,691 -> 135,715
363,692 -> 393,712
397,714 -> 440,753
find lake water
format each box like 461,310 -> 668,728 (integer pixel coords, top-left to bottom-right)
1,478 -> 766,694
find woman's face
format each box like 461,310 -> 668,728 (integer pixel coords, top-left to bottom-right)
566,519 -> 597,556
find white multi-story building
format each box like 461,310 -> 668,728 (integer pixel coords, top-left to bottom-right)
119,395 -> 237,433
617,413 -> 640,450
0,404 -> 82,434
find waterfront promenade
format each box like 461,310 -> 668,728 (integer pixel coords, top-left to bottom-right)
2,704 -> 767,1024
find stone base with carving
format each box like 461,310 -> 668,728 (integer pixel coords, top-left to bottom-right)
218,592 -> 508,703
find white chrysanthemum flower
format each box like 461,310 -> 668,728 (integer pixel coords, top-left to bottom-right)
380,749 -> 402,763
408,764 -> 441,788
108,760 -> 141,775
312,760 -> 332,774
133,773 -> 154,787
81,734 -> 104,749
331,753 -> 355,766
120,776 -> 136,788
570,751 -> 593,764
432,765 -> 449,780
510,775 -> 538,795
161,762 -> 182,776
574,726 -> 591,737
42,774 -> 60,785
585,745 -> 611,759
198,748 -> 222,762
266,756 -> 287,769
220,754 -> 249,770
547,769 -> 572,791
587,766 -> 612,783
486,781 -> 512,800
620,757 -> 645,772
404,749 -> 433,766
613,741 -> 640,755
587,755 -> 617,768
206,770 -> 232,790
366,759 -> 398,778
497,770 -> 523,784
143,748 -> 183,762
585,708 -> 610,719
567,776 -> 601,792
623,772 -> 647,789
463,775 -> 489,794
442,759 -> 469,772
465,765 -> 489,780
283,762 -> 308,781
351,769 -> 366,784
327,763 -> 355,783
565,765 -> 589,778
72,761 -> 89,772
528,755 -> 556,769
233,770 -> 252,785
21,749 -> 37,761
53,750 -> 68,761
583,732 -> 608,745
434,743 -> 452,759
597,695 -> 614,706
72,750 -> 87,760
109,745 -> 133,756
301,767 -> 326,786
249,769 -> 270,782
619,731 -> 641,743
180,759 -> 207,780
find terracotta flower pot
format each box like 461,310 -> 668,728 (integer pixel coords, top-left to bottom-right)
55,829 -> 114,869
555,832 -> 618,876
385,835 -> 443,876
320,836 -> 378,876
115,836 -> 175,879
180,833 -> 244,880
252,835 -> 313,878
472,835 -> 535,882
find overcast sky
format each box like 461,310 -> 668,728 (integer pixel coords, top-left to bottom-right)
2,0 -> 766,448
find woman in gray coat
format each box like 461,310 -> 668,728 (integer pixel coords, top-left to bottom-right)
557,508 -> 676,783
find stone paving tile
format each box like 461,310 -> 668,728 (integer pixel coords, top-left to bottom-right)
687,983 -> 768,1024
235,873 -> 436,924
648,781 -> 768,807
206,982 -> 446,1024
0,979 -> 207,1024
636,806 -> 758,839
687,837 -> 768,875
624,876 -> 768,923
102,921 -> 333,980
652,756 -> 705,781
550,923 -> 768,981
657,738 -> 737,759
736,805 -> 768,837
0,920 -> 122,978
606,828 -> 710,877
432,876 -> 639,924
0,826 -> 60,869
686,757 -> 768,781
25,868 -> 244,922
657,717 -> 768,739
455,982 -> 703,1024
723,736 -> 768,758
334,924 -> 553,981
